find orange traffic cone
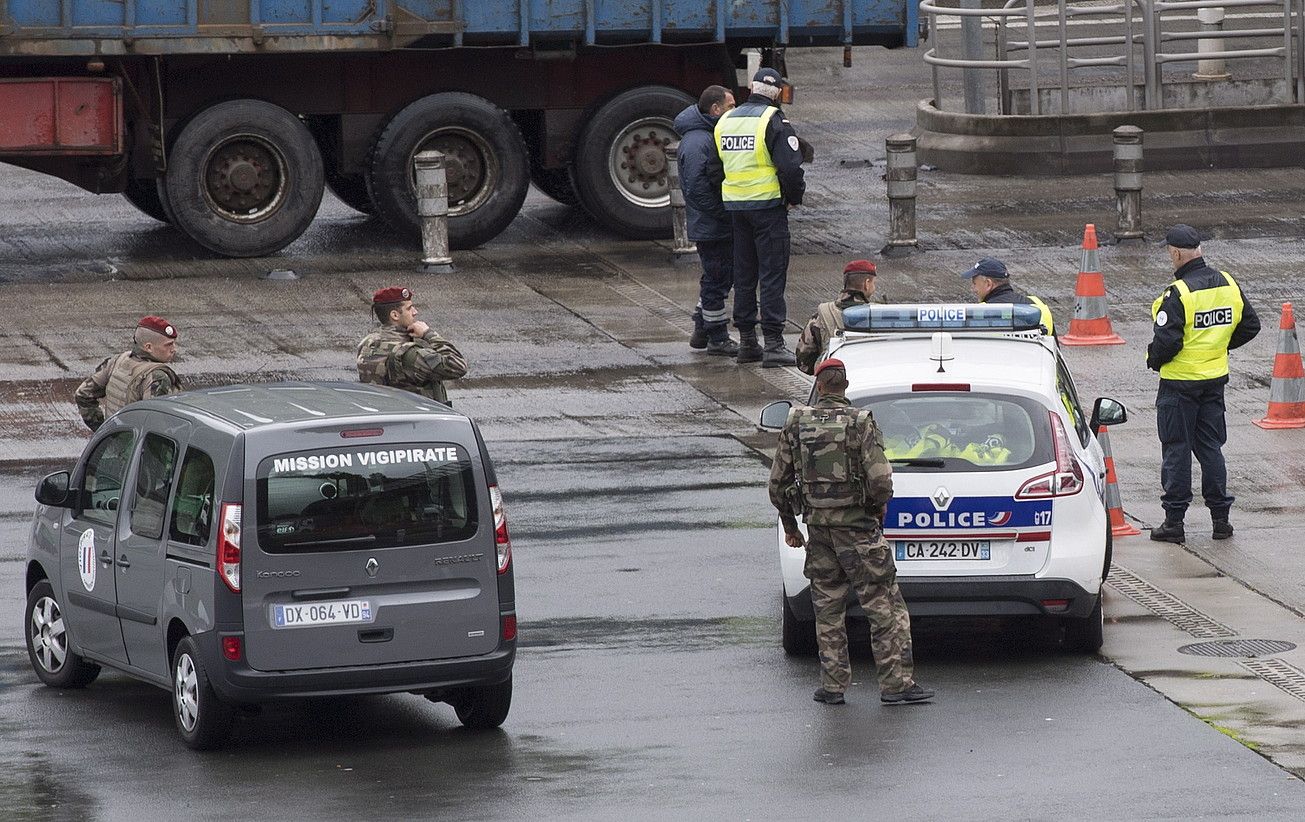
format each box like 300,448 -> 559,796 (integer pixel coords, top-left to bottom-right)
1097,425 -> 1140,537
1253,302 -> 1305,429
1061,224 -> 1126,346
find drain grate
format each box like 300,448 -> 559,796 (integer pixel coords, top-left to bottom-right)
758,366 -> 815,401
1178,639 -> 1297,658
604,275 -> 696,334
1107,564 -> 1238,639
1238,658 -> 1305,704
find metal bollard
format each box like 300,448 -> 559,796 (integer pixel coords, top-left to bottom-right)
1194,7 -> 1230,81
882,133 -> 921,257
1112,126 -> 1144,242
414,150 -> 455,274
664,141 -> 698,263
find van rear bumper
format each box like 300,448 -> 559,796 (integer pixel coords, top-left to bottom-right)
198,635 -> 515,703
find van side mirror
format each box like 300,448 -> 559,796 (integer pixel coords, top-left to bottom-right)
759,400 -> 793,430
1090,397 -> 1127,434
35,471 -> 72,507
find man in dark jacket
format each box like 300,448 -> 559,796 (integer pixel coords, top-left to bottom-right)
674,85 -> 738,356
706,68 -> 806,367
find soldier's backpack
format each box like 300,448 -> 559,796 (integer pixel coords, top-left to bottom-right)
793,406 -> 867,509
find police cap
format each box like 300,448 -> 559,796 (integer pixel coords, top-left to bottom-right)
814,358 -> 846,377
373,286 -> 412,304
752,67 -> 783,87
137,316 -> 177,339
1164,224 -> 1202,249
961,257 -> 1009,280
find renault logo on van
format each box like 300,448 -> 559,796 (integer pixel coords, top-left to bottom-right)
931,486 -> 953,511
365,557 -> 379,578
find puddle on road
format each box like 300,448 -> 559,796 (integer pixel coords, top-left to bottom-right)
519,615 -> 773,653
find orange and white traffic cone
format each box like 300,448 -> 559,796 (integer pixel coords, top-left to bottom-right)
1061,224 -> 1126,346
1097,425 -> 1140,537
1253,302 -> 1305,429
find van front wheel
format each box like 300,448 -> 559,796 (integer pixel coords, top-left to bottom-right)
451,676 -> 512,730
172,636 -> 235,750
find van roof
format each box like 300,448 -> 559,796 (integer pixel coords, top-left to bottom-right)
144,382 -> 465,430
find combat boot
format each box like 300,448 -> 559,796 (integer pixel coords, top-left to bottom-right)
1149,518 -> 1185,544
761,330 -> 796,368
736,329 -> 763,364
703,325 -> 739,357
1212,508 -> 1233,540
881,683 -> 935,705
689,308 -> 707,350
812,688 -> 845,705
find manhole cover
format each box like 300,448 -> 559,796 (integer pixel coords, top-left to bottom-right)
1177,639 -> 1297,658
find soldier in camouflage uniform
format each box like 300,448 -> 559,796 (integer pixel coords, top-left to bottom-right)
74,315 -> 183,432
794,260 -> 877,375
769,357 -> 934,706
356,286 -> 467,405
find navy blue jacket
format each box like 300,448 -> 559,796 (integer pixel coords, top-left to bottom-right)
703,94 -> 806,211
672,105 -> 731,242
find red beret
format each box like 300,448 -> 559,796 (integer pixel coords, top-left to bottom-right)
814,358 -> 845,376
137,316 -> 177,339
372,286 -> 412,304
843,260 -> 877,276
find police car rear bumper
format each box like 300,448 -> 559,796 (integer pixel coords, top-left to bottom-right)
786,576 -> 1099,620
198,635 -> 516,703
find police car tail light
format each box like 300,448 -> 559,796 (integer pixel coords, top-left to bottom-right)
1015,413 -> 1084,499
490,485 -> 511,574
219,502 -> 242,593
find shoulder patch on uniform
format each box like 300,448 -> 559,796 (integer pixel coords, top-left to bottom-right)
1155,310 -> 1169,326
787,135 -> 799,152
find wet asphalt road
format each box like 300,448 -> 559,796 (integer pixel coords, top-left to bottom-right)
3,45 -> 1305,820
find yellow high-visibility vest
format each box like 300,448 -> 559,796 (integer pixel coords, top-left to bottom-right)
1151,271 -> 1244,380
714,106 -> 782,205
1027,294 -> 1055,337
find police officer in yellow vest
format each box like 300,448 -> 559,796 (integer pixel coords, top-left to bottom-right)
74,315 -> 183,432
1147,225 -> 1259,543
961,257 -> 1055,337
706,67 -> 806,368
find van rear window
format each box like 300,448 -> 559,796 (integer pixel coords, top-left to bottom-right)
255,444 -> 478,553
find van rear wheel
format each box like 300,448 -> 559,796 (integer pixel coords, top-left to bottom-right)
172,635 -> 235,750
25,581 -> 100,688
451,676 -> 512,730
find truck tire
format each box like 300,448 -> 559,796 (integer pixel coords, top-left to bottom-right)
122,177 -> 171,224
571,86 -> 694,239
326,173 -> 375,216
367,92 -> 529,249
529,164 -> 578,206
163,99 -> 324,257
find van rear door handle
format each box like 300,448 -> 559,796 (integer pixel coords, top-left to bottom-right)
358,628 -> 393,643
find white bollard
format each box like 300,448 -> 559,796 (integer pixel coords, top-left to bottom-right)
1194,7 -> 1230,81
414,150 -> 454,274
665,141 -> 698,263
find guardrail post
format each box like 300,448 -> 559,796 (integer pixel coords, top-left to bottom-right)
1194,7 -> 1230,80
1112,126 -> 1144,242
414,150 -> 455,274
961,0 -> 987,114
882,133 -> 922,257
664,141 -> 698,263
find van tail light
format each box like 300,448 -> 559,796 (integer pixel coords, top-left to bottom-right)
219,502 -> 242,593
501,614 -> 517,642
1015,412 -> 1085,499
490,485 -> 511,574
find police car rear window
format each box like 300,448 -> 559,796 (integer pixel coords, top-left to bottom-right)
860,393 -> 1052,471
255,444 -> 478,553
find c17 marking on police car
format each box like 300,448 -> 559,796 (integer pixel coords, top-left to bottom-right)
720,134 -> 756,151
271,446 -> 460,474
78,529 -> 96,592
1193,307 -> 1234,329
889,496 -> 1052,530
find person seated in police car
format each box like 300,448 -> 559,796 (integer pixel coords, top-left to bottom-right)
961,257 -> 1055,337
356,286 -> 467,406
74,315 -> 183,432
794,260 -> 879,375
1147,225 -> 1259,544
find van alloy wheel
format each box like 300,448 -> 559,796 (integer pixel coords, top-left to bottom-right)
175,652 -> 200,733
30,595 -> 67,674
24,580 -> 99,689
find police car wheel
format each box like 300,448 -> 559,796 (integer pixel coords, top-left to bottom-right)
781,592 -> 818,657
25,581 -> 100,688
571,85 -> 694,239
451,675 -> 512,730
1063,595 -> 1105,654
171,636 -> 235,751
367,92 -> 530,250
121,177 -> 171,224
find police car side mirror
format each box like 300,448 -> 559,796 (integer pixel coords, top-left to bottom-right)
1090,397 -> 1128,434
759,400 -> 793,431
35,471 -> 72,508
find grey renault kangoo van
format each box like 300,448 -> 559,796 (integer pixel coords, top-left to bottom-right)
25,382 -> 516,750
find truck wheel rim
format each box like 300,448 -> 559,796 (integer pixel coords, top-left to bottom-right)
201,134 -> 289,223
607,117 -> 674,209
30,596 -> 67,674
411,128 -> 498,217
175,653 -> 199,732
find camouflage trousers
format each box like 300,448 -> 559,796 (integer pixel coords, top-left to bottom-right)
804,525 -> 915,694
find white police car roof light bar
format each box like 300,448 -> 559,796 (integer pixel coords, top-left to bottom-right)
842,303 -> 1046,333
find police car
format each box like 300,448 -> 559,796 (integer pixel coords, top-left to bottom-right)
25,382 -> 515,749
761,304 -> 1127,654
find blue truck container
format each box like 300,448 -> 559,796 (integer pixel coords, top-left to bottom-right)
0,0 -> 918,256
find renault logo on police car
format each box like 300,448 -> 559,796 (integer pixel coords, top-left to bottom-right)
365,557 -> 379,578
931,487 -> 953,511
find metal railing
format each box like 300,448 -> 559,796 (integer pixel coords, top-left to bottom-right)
922,0 -> 1303,114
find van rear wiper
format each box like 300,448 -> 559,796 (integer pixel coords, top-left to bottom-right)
890,458 -> 945,467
